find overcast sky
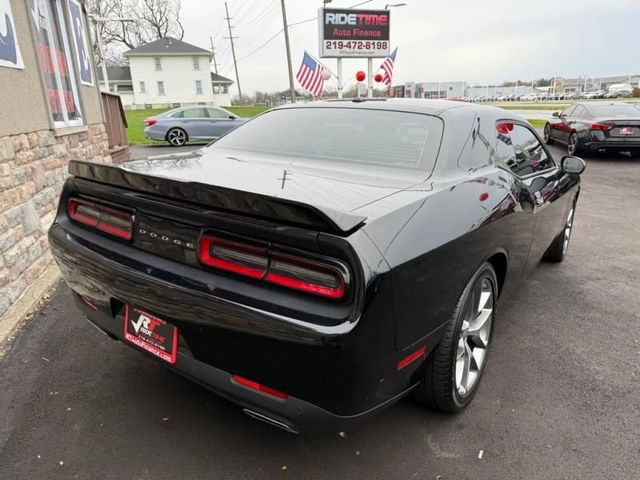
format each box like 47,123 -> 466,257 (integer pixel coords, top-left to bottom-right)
180,0 -> 639,95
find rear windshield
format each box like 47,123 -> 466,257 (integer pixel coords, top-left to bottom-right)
588,105 -> 640,117
211,107 -> 443,173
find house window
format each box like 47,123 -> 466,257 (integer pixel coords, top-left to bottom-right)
195,80 -> 203,95
30,0 -> 83,127
192,57 -> 200,71
222,85 -> 228,94
213,84 -> 219,94
157,81 -> 165,95
154,57 -> 162,71
139,81 -> 146,93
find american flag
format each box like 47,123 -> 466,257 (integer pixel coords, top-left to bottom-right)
296,51 -> 325,97
379,47 -> 398,86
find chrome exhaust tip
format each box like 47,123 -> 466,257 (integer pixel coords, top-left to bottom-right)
242,408 -> 298,434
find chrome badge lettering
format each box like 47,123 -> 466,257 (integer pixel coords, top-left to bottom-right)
138,228 -> 195,250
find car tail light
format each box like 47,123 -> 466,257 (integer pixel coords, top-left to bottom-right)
265,255 -> 345,299
67,198 -> 133,240
496,122 -> 514,134
198,235 -> 348,299
144,118 -> 157,127
589,122 -> 612,131
232,374 -> 288,400
199,236 -> 268,279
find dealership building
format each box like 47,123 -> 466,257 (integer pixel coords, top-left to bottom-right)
395,74 -> 640,99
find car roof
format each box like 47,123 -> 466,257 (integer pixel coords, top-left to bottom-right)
274,98 -> 519,120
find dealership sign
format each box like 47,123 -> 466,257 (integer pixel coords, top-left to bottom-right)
318,8 -> 390,58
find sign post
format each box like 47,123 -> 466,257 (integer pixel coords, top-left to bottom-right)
318,8 -> 391,99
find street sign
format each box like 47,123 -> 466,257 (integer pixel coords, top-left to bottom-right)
318,8 -> 390,58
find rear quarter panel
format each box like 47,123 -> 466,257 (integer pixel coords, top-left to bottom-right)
362,172 -> 530,350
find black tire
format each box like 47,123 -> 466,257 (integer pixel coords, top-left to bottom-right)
544,201 -> 576,262
167,128 -> 188,147
415,263 -> 498,413
567,132 -> 579,155
543,123 -> 555,145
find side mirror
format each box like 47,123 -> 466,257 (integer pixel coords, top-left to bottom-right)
228,115 -> 237,119
552,111 -> 560,118
561,155 -> 586,175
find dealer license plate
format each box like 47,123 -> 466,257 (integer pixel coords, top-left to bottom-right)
124,306 -> 178,364
619,127 -> 636,135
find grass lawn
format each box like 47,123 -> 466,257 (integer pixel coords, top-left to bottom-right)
124,104 -> 545,145
124,105 -> 270,145
527,119 -> 546,129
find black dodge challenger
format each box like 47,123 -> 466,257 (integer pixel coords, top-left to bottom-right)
49,99 -> 585,433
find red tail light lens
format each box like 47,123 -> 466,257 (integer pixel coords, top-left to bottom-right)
67,198 -> 133,240
199,236 -> 268,279
231,374 -> 288,400
198,235 -> 348,299
265,256 -> 345,299
589,122 -> 612,131
144,118 -> 157,127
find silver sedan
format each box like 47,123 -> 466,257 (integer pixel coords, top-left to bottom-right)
143,106 -> 249,146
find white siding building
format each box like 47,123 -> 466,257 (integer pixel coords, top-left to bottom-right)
99,37 -> 234,109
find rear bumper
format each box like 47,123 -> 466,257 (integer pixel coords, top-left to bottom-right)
49,221 -> 431,432
74,294 -> 413,434
143,127 -> 166,141
584,139 -> 640,151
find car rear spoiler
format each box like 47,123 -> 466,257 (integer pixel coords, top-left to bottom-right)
68,161 -> 366,236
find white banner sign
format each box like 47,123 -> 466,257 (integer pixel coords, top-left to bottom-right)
0,0 -> 25,69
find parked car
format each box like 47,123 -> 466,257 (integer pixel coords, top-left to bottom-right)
544,102 -> 640,155
49,99 -> 585,433
143,106 -> 249,146
564,92 -> 582,100
521,93 -> 538,102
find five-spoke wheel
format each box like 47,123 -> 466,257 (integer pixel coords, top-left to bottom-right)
167,128 -> 188,147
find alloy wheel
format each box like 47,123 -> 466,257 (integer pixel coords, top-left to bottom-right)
544,125 -> 551,142
455,277 -> 494,397
562,208 -> 574,255
168,129 -> 187,146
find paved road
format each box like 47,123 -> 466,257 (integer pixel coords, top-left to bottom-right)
1,145 -> 639,479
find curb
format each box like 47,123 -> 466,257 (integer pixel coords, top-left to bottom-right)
0,264 -> 60,357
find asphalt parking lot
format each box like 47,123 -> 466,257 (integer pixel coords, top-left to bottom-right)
1,143 -> 639,480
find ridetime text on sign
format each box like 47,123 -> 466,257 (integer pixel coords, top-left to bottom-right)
318,8 -> 391,58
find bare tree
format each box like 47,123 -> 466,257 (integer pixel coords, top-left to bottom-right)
86,0 -> 184,53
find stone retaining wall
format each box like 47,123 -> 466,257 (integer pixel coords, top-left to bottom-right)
0,124 -> 112,318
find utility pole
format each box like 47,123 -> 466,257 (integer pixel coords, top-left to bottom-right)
209,36 -> 220,74
280,0 -> 296,103
224,2 -> 242,103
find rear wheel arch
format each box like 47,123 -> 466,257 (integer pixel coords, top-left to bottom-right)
486,252 -> 507,297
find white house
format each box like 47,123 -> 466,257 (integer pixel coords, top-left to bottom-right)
99,37 -> 234,108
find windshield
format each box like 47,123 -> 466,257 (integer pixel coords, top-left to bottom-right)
589,105 -> 640,117
210,107 -> 443,173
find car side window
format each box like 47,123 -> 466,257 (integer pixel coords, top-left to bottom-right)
495,123 -> 554,177
182,108 -> 205,119
206,108 -> 230,119
572,106 -> 585,118
562,105 -> 576,117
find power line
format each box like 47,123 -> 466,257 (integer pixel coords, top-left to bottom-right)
236,29 -> 282,62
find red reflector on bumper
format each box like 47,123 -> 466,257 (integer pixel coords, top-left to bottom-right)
231,375 -> 288,400
397,346 -> 426,371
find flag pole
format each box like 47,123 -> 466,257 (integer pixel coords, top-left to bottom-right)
337,58 -> 343,100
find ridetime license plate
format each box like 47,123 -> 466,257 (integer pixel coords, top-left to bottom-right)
124,306 -> 178,364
